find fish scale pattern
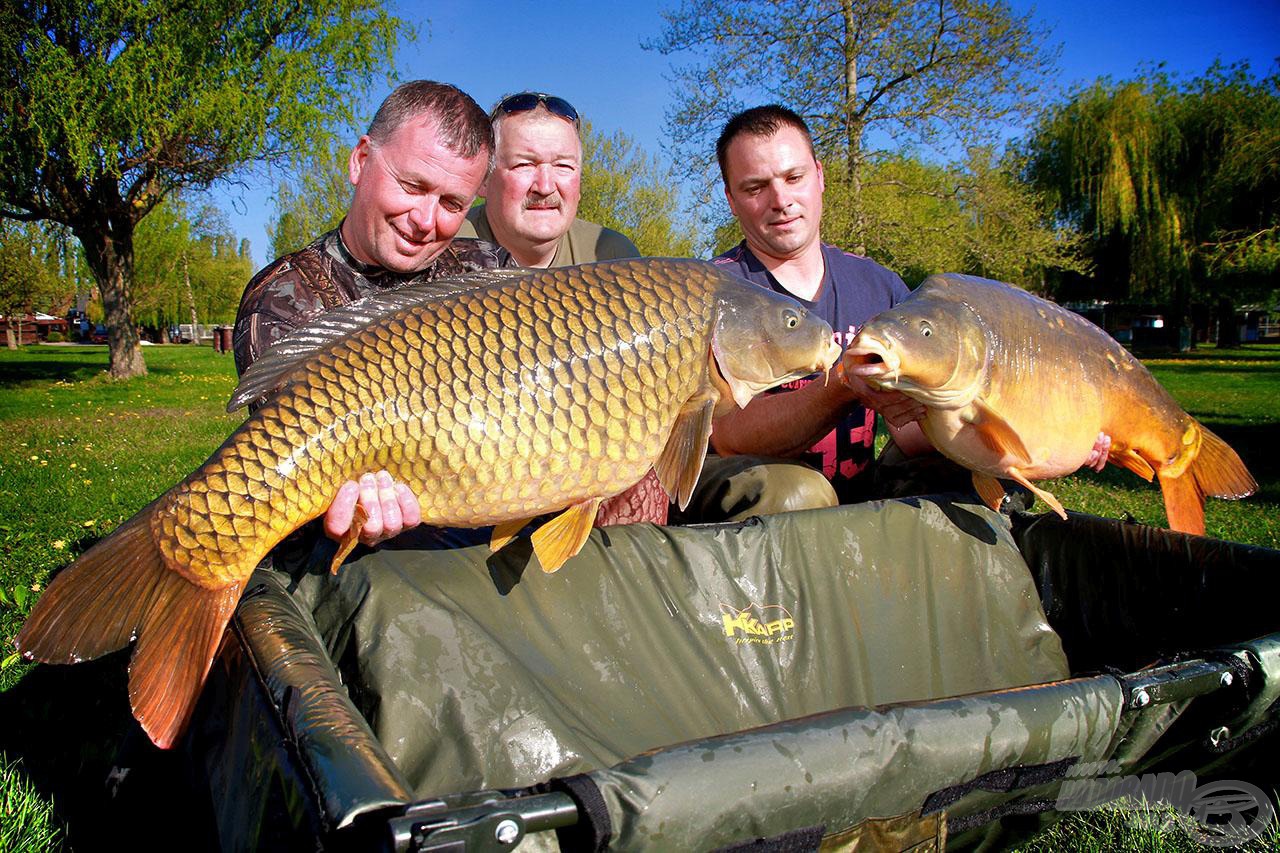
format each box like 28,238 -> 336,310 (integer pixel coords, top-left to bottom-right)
153,261 -> 723,588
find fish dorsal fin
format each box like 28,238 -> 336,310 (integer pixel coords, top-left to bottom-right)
227,268 -> 532,411
654,388 -> 717,510
968,399 -> 1033,466
531,497 -> 602,573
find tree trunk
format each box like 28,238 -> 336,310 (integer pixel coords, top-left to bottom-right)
841,0 -> 866,253
77,220 -> 147,378
183,251 -> 200,344
6,327 -> 16,350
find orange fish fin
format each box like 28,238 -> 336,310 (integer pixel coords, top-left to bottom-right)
1004,468 -> 1067,519
491,517 -> 534,552
129,573 -> 243,749
329,503 -> 369,575
654,393 -> 715,510
17,509 -> 165,664
969,401 -> 1033,466
16,503 -> 244,749
1191,425 -> 1258,500
1109,449 -> 1156,482
971,473 -> 1007,511
1158,470 -> 1205,535
531,497 -> 602,573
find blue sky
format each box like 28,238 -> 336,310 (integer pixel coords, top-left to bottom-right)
207,0 -> 1279,268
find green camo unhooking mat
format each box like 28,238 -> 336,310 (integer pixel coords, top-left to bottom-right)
287,497 -> 1069,798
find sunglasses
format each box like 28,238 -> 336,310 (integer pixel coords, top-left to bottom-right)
495,92 -> 580,127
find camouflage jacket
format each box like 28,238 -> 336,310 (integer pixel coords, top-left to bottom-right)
232,227 -> 511,379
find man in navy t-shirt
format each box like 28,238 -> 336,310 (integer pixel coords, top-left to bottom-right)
690,105 -> 931,515
683,104 -> 1110,521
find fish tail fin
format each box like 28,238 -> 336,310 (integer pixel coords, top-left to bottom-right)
1158,470 -> 1205,536
16,503 -> 243,749
1191,425 -> 1258,500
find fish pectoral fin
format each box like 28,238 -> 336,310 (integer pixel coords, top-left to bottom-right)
1110,448 -> 1156,482
1158,471 -> 1206,536
654,393 -> 716,510
531,497 -> 602,573
491,517 -> 535,553
329,503 -> 369,575
971,473 -> 1007,511
1004,468 -> 1067,520
969,400 -> 1033,466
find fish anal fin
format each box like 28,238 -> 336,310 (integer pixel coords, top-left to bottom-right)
1004,468 -> 1067,519
1158,471 -> 1206,536
329,503 -> 369,575
491,516 -> 535,552
1110,448 -> 1156,482
129,574 -> 243,749
1191,425 -> 1258,500
972,473 -> 1007,511
531,497 -> 602,573
654,392 -> 716,510
969,400 -> 1033,466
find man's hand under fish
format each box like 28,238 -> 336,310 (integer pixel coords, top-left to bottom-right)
325,471 -> 422,546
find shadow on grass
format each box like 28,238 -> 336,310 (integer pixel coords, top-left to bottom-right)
0,653 -> 216,850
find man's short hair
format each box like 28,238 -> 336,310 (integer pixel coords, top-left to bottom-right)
715,105 -> 817,185
366,81 -> 494,168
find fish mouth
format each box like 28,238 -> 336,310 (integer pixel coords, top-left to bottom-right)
843,337 -> 900,384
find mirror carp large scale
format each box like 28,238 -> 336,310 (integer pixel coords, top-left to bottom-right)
17,258 -> 841,751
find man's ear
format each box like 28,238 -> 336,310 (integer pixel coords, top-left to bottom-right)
723,182 -> 738,219
815,158 -> 825,194
348,137 -> 372,187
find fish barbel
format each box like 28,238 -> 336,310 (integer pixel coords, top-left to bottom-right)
17,258 -> 841,749
844,273 -> 1256,531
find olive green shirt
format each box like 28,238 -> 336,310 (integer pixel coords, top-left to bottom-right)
458,204 -> 640,266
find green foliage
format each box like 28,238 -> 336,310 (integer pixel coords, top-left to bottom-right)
0,753 -> 64,851
133,198 -> 254,328
267,138 -> 354,259
1024,63 -> 1280,309
647,0 -> 1059,255
578,121 -> 697,258
0,0 -> 408,376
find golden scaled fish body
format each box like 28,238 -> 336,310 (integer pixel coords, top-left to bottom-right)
17,258 -> 840,749
845,273 -> 1256,532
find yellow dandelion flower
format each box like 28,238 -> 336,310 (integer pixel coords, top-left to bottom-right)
70,462 -> 77,469
83,519 -> 96,527
52,539 -> 66,550
83,478 -> 92,485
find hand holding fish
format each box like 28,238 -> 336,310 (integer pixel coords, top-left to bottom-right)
324,470 -> 423,547
836,353 -> 927,428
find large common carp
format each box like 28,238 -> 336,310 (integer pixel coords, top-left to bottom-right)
844,273 -> 1256,532
17,258 -> 841,749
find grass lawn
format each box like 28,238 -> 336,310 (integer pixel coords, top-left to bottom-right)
0,341 -> 1276,850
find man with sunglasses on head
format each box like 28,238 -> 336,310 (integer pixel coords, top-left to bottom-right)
458,92 -> 639,268
459,91 -> 666,525
232,80 -> 511,558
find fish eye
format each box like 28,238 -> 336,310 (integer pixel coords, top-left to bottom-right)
783,309 -> 799,329
920,321 -> 933,337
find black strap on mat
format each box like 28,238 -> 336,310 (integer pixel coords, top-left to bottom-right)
546,773 -> 612,852
921,756 -> 1079,815
713,825 -> 826,853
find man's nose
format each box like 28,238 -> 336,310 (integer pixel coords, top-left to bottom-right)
766,183 -> 790,211
407,199 -> 437,234
531,165 -> 555,196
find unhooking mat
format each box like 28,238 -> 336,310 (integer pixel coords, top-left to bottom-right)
286,496 -> 1069,798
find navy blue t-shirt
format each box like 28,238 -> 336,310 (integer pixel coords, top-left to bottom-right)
712,242 -> 909,501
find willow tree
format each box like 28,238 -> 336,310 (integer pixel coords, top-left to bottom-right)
1026,63 -> 1280,335
0,0 -> 405,378
647,0 -> 1057,258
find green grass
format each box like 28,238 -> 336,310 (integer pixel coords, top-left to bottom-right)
0,341 -> 1276,850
